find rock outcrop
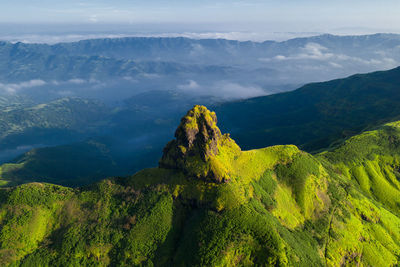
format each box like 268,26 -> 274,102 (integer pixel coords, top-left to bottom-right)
159,105 -> 240,183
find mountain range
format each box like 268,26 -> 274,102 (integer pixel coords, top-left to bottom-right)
1,105 -> 400,265
3,64 -> 400,187
2,34 -> 400,103
1,34 -> 399,165
2,33 -> 400,264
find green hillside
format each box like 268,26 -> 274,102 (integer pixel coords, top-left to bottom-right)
0,97 -> 109,150
215,66 -> 400,151
0,98 -> 107,134
1,106 -> 400,266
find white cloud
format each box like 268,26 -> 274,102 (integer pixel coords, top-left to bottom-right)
259,43 -> 334,62
296,43 -> 334,60
0,79 -> 47,94
329,62 -> 343,68
122,76 -> 138,82
0,78 -> 106,95
177,80 -> 266,100
89,15 -> 99,23
24,79 -> 46,87
340,55 -> 397,67
190,44 -> 205,57
63,78 -> 100,85
259,42 -> 398,69
212,82 -> 266,100
139,73 -> 162,79
68,78 -> 86,84
274,55 -> 287,61
177,80 -> 200,91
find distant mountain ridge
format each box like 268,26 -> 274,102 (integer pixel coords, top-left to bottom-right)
4,33 -> 400,61
0,47 -> 230,82
1,33 -> 400,84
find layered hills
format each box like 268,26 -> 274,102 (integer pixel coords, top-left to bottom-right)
1,106 -> 400,266
4,65 -> 400,188
216,66 -> 400,151
1,34 -> 400,103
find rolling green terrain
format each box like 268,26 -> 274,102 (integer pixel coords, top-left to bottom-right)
216,66 -> 400,151
0,97 -> 109,151
0,97 -> 108,137
1,105 -> 400,266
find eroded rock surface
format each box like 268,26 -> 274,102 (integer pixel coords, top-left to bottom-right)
159,105 -> 240,182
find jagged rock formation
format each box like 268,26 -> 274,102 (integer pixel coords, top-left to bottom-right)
159,105 -> 240,182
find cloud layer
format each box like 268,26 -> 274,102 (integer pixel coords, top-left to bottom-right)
0,79 -> 46,94
260,42 -> 398,70
177,80 -> 266,100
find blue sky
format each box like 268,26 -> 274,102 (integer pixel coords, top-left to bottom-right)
0,0 -> 399,40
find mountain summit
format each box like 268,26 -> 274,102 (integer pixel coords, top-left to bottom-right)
159,105 -> 240,183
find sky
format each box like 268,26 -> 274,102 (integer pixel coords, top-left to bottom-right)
0,0 -> 400,42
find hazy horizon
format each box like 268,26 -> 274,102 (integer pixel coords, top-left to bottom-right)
0,22 -> 399,44
1,0 -> 400,43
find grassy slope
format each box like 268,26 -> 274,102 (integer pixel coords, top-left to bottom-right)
319,121 -> 400,215
0,97 -> 109,152
1,120 -> 400,265
0,98 -> 108,137
215,66 -> 400,152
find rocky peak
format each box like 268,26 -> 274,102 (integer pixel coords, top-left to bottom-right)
159,105 -> 240,183
175,105 -> 221,159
